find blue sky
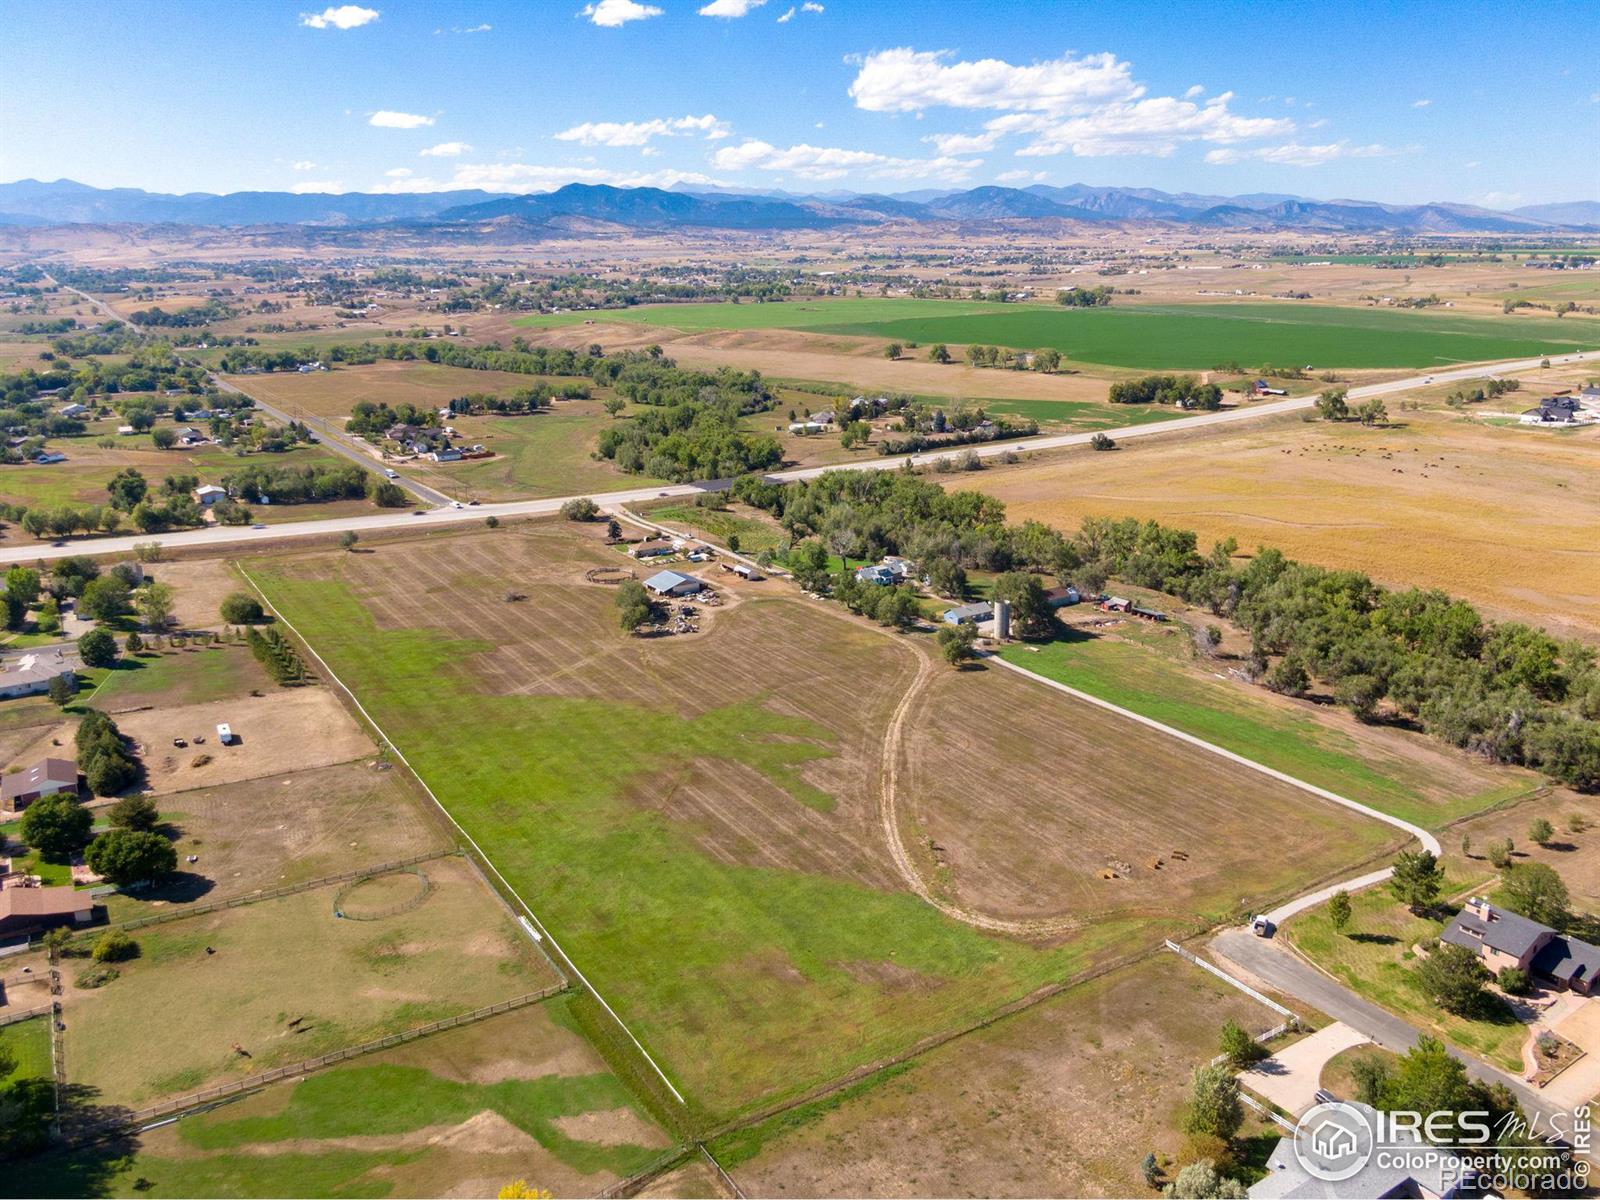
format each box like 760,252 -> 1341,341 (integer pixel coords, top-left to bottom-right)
2,0 -> 1596,206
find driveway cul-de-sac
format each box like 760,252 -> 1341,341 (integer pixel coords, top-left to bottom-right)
1241,1021 -> 1371,1118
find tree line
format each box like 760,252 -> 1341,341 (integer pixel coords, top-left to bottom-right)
731,469 -> 1599,790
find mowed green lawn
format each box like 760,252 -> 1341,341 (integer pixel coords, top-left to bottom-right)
251,560 -> 1133,1123
518,298 -> 1599,369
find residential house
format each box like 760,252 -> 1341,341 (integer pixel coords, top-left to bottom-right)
57,403 -> 90,418
854,557 -> 915,586
1251,379 -> 1289,397
629,540 -> 676,560
30,451 -> 66,465
0,886 -> 95,941
1043,585 -> 1080,608
428,448 -> 463,463
643,570 -> 703,597
1578,385 -> 1600,407
1441,896 -> 1600,993
0,647 -> 78,700
1521,396 -> 1582,425
193,484 -> 228,506
0,758 -> 79,815
788,421 -> 829,435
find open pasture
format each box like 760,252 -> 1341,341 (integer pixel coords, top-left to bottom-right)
220,359 -> 571,422
713,952 -> 1284,1198
249,522 -> 1395,1120
965,403 -> 1600,639
18,997 -> 673,1199
104,761 -> 450,920
900,662 -> 1402,926
63,853 -> 559,1107
517,297 -> 1598,369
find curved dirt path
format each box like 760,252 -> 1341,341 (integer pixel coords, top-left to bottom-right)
876,642 -> 1090,938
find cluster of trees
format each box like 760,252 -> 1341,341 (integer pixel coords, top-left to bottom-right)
248,626 -> 307,684
1446,378 -> 1521,407
444,381 -> 588,415
219,462 -> 375,506
76,709 -> 141,797
614,579 -> 661,632
596,365 -> 781,481
1055,285 -> 1113,307
127,299 -> 238,327
960,344 -> 1063,372
1108,374 -> 1223,410
876,415 -> 1038,457
1315,388 -> 1389,425
347,400 -> 439,438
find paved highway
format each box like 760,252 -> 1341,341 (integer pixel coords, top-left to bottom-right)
2,347 -> 1594,567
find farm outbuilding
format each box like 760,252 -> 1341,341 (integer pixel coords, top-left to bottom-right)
0,758 -> 79,814
0,886 -> 95,940
644,570 -> 704,597
630,540 -> 676,559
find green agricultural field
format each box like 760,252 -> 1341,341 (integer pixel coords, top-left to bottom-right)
1000,633 -> 1534,829
427,409 -> 662,501
245,536 -> 1149,1123
248,527 -> 1397,1125
517,298 -> 1599,369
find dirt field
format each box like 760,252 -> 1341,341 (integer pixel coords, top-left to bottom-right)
900,660 -> 1402,927
249,520 -> 1399,1119
16,997 -> 673,1198
715,952 -> 1286,1198
146,558 -> 251,630
963,402 -> 1600,639
104,761 -> 450,919
113,687 -> 374,795
63,854 -> 559,1107
1446,789 -> 1600,911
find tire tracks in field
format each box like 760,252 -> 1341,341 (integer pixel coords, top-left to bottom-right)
876,640 -> 1091,939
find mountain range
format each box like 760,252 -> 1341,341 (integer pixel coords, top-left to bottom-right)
2,177 -> 1596,235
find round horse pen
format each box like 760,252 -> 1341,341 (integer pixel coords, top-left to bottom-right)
584,566 -> 636,586
333,868 -> 434,921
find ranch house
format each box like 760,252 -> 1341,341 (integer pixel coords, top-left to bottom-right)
0,647 -> 79,701
630,540 -> 676,559
1441,896 -> 1600,994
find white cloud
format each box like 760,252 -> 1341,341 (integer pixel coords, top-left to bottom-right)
996,169 -> 1048,184
291,160 -> 318,171
290,180 -> 346,193
1013,93 -> 1293,158
848,47 -> 1297,159
385,167 -> 413,178
370,110 -> 435,129
802,2 -> 822,10
925,130 -> 999,155
776,5 -> 794,20
1412,98 -> 1432,108
300,5 -> 379,29
419,141 -> 472,157
699,0 -> 764,15
1205,140 -> 1398,167
580,0 -> 662,26
848,48 -> 1142,114
435,22 -> 492,33
712,138 -> 978,181
554,114 -> 730,147
1475,191 -> 1525,209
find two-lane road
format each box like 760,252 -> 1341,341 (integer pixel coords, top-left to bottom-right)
1,349 -> 1594,566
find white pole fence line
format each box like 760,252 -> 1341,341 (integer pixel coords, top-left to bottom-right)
0,1004 -> 52,1028
1239,1089 -> 1299,1134
237,564 -> 689,1110
1165,939 -> 1298,1020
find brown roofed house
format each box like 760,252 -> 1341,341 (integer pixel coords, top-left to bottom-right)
1,758 -> 79,814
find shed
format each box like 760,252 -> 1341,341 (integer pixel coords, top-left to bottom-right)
643,570 -> 703,597
942,602 -> 994,625
193,484 -> 228,506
